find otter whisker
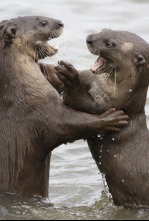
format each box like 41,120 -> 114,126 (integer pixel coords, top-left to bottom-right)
35,44 -> 48,60
39,47 -> 47,59
51,30 -> 60,39
35,47 -> 41,61
102,66 -> 114,75
103,71 -> 112,83
36,47 -> 43,60
102,67 -> 112,73
34,47 -> 38,62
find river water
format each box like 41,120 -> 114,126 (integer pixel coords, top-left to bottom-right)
0,0 -> 149,220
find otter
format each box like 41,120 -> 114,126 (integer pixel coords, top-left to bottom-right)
0,18 -> 128,197
39,63 -> 63,93
55,29 -> 149,209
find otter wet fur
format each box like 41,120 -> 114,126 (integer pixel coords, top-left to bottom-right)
0,18 -> 129,197
56,29 -> 149,209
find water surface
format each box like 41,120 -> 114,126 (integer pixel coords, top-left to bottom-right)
0,0 -> 149,219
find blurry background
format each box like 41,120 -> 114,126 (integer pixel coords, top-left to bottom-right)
0,0 -> 149,220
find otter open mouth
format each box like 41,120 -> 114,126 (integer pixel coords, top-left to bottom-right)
46,40 -> 59,56
91,57 -> 106,74
34,41 -> 59,60
34,29 -> 63,61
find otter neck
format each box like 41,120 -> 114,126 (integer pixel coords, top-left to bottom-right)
0,46 -> 37,86
120,87 -> 148,117
117,86 -> 149,142
0,46 -> 54,108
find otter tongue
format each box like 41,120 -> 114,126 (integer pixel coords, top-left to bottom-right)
91,57 -> 104,72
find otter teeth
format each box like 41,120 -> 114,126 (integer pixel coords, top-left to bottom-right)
48,43 -> 59,51
55,44 -> 59,50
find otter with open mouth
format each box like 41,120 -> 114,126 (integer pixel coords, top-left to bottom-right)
0,18 -> 128,197
56,29 -> 149,209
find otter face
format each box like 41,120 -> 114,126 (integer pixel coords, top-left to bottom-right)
86,29 -> 149,113
87,29 -> 149,81
0,16 -> 64,61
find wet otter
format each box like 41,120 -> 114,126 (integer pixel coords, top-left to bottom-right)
39,63 -> 63,93
56,29 -> 149,208
0,18 -> 128,197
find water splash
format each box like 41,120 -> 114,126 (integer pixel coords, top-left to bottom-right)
101,173 -> 112,200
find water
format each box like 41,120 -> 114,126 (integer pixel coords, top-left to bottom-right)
1,0 -> 149,219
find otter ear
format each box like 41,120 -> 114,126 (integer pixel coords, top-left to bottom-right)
135,54 -> 146,66
3,26 -> 17,45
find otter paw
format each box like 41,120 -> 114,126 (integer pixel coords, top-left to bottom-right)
55,60 -> 79,88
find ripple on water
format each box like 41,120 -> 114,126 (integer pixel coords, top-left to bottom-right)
0,0 -> 149,220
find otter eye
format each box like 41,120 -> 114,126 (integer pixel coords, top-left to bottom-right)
135,54 -> 146,66
137,55 -> 144,62
41,21 -> 47,27
104,41 -> 114,48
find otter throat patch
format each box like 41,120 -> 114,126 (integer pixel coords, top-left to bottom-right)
121,42 -> 133,52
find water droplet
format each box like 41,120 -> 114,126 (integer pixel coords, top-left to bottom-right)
100,137 -> 104,140
100,145 -> 103,153
129,89 -> 133,92
60,91 -> 64,100
99,156 -> 102,159
112,138 -> 115,141
107,150 -> 109,152
99,162 -> 102,165
114,155 -> 117,158
98,135 -> 101,138
122,179 -> 125,183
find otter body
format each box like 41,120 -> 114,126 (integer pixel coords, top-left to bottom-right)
56,29 -> 149,208
88,116 -> 149,209
0,18 -> 128,197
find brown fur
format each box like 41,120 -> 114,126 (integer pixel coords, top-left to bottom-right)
0,18 -> 128,197
56,29 -> 149,208
39,63 -> 63,93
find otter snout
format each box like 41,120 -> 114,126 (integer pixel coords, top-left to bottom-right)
58,21 -> 64,28
86,34 -> 98,45
52,19 -> 64,32
86,34 -> 100,56
86,35 -> 93,45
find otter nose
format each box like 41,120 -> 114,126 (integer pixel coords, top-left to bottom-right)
58,21 -> 64,28
86,35 -> 93,44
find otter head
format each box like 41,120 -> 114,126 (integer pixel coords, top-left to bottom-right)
0,16 -> 64,61
87,29 -> 149,114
